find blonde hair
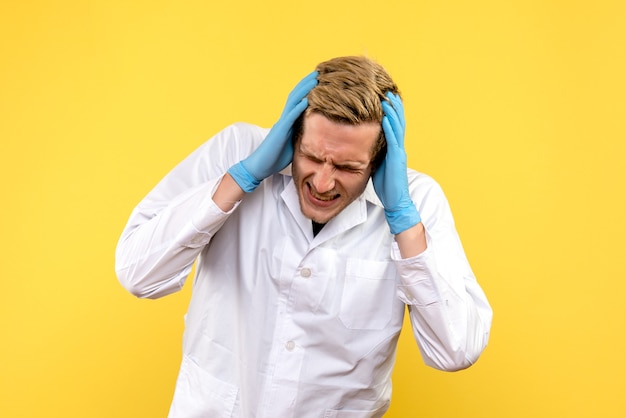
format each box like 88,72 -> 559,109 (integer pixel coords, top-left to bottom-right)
294,56 -> 400,171
307,56 -> 399,124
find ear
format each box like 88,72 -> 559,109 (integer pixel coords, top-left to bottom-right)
291,113 -> 305,147
370,131 -> 387,173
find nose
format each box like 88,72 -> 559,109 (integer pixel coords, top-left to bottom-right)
312,163 -> 336,193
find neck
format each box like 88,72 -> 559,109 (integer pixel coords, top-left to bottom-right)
312,221 -> 325,237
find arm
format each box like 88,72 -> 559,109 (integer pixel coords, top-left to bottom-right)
212,172 -> 245,212
114,125 -> 252,299
115,72 -> 318,299
395,175 -> 492,371
395,222 -> 427,258
373,92 -> 492,371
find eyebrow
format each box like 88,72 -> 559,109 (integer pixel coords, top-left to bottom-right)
298,144 -> 369,169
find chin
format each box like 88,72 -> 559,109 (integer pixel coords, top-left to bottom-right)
303,211 -> 329,224
300,205 -> 334,225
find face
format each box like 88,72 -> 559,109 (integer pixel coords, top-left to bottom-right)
292,113 -> 381,224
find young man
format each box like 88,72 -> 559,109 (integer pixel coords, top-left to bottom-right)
116,56 -> 492,417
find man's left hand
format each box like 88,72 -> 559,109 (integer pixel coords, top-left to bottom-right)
372,92 -> 421,235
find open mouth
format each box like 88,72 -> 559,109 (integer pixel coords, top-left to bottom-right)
306,184 -> 340,206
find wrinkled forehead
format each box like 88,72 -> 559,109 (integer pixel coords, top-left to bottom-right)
298,113 -> 381,160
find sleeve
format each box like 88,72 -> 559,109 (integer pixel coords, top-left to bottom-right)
115,123 -> 264,299
393,172 -> 493,371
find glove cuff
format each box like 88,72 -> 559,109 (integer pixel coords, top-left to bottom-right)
385,205 -> 421,235
227,161 -> 261,193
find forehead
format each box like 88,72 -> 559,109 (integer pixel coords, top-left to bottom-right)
299,113 -> 380,159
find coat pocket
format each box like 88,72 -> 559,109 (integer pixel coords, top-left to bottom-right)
168,355 -> 238,418
339,258 -> 395,330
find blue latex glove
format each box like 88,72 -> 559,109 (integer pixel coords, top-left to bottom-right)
373,92 -> 421,234
228,71 -> 318,192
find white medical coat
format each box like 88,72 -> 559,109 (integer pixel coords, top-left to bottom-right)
116,123 -> 492,417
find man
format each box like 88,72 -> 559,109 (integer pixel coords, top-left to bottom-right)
116,56 -> 492,417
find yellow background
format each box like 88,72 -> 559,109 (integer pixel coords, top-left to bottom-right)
1,0 -> 625,416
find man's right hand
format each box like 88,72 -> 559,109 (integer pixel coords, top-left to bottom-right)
228,71 -> 318,192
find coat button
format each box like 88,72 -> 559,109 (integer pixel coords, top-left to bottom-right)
300,268 -> 312,278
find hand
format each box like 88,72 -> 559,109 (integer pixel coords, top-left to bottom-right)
373,92 -> 421,234
228,71 -> 318,192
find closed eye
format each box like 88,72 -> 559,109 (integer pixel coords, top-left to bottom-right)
336,165 -> 363,173
305,154 -> 324,164
299,148 -> 365,173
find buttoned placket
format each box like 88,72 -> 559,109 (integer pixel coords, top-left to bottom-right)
259,242 -> 309,417
259,178 -> 370,417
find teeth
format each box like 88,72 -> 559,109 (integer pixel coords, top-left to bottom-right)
308,184 -> 337,201
313,193 -> 337,201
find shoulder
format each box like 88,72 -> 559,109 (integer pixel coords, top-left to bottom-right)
407,169 -> 451,210
171,123 -> 270,178
407,169 -> 444,196
407,169 -> 458,229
